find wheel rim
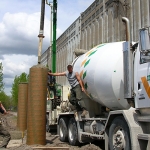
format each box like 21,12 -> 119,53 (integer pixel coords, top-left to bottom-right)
69,123 -> 74,142
113,127 -> 125,149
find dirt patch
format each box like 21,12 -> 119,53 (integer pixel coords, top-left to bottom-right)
1,112 -> 105,150
2,113 -> 17,131
8,134 -> 105,150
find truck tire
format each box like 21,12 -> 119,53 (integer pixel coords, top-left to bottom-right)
59,118 -> 68,142
46,114 -> 50,132
68,118 -> 79,146
109,116 -> 131,150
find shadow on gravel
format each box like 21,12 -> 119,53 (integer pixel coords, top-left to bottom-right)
93,140 -> 105,149
77,140 -> 105,150
47,130 -> 105,150
46,136 -> 58,144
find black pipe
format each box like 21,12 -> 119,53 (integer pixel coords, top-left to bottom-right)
40,0 -> 45,32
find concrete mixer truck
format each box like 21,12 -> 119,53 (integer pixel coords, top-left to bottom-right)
55,17 -> 150,150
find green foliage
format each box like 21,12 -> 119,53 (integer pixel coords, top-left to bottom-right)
0,62 -> 4,92
19,72 -> 29,82
0,91 -> 12,110
11,76 -> 20,107
0,63 -> 12,109
11,72 -> 29,108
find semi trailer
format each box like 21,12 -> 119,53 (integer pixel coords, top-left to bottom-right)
54,17 -> 150,150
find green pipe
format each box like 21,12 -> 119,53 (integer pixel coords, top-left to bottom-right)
52,0 -> 57,73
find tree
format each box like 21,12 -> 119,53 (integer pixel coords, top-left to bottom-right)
20,72 -> 29,82
0,91 -> 12,109
0,63 -> 12,109
0,62 -> 4,92
11,72 -> 29,108
11,75 -> 20,107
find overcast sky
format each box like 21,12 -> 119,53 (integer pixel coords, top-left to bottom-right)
0,0 -> 94,95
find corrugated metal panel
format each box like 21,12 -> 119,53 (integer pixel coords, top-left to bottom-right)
80,0 -> 150,50
41,0 -> 150,86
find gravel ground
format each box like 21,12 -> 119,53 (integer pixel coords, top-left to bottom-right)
2,112 -> 105,150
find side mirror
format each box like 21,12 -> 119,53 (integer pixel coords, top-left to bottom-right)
139,27 -> 150,52
139,27 -> 150,63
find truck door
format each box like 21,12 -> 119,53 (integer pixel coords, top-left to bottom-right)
135,27 -> 150,109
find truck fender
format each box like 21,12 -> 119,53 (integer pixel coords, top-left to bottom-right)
104,109 -> 143,150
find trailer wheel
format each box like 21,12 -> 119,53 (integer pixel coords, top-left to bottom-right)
109,116 -> 131,150
68,118 -> 79,146
46,114 -> 50,132
59,118 -> 68,142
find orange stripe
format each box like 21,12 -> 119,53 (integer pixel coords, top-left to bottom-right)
141,77 -> 150,98
85,50 -> 93,56
80,70 -> 84,77
81,59 -> 87,67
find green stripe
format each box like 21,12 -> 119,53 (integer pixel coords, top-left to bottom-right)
97,44 -> 105,48
84,82 -> 88,90
84,59 -> 90,68
88,50 -> 97,57
83,71 -> 87,79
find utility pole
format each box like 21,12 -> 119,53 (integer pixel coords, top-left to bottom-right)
46,0 -> 53,47
46,0 -> 53,69
38,0 -> 45,64
52,0 -> 57,73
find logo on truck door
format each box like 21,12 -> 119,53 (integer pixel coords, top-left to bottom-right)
141,76 -> 150,98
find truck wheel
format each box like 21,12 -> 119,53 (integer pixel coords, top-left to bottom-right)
46,114 -> 50,132
59,118 -> 68,142
109,116 -> 131,150
68,118 -> 79,146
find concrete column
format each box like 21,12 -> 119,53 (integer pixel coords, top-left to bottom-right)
85,28 -> 88,50
78,33 -> 80,49
92,22 -> 96,47
132,0 -> 141,41
81,31 -> 83,49
68,41 -> 70,65
104,11 -> 108,43
64,45 -> 67,68
87,25 -> 91,50
108,7 -> 113,42
70,39 -> 72,63
126,0 -> 134,41
140,0 -> 149,27
95,19 -> 99,45
89,23 -> 94,49
99,16 -> 103,44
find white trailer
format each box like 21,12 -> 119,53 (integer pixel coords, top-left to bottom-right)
57,18 -> 150,150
